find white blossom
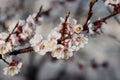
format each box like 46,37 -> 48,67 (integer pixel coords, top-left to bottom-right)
3,62 -> 22,76
0,42 -> 12,55
26,15 -> 36,30
34,40 -> 48,55
23,24 -> 33,37
48,30 -> 61,41
60,17 -> 77,26
63,48 -> 73,59
18,20 -> 25,26
30,33 -> 43,47
52,44 -> 64,59
51,44 -> 73,59
47,40 -> 57,51
8,20 -> 25,33
0,32 -> 8,40
105,0 -> 120,5
72,33 -> 88,51
0,39 -> 5,45
10,34 -> 20,46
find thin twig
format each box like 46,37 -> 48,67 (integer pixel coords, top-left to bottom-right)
1,58 -> 10,65
5,21 -> 19,42
9,47 -> 34,55
34,6 -> 43,22
106,7 -> 120,24
64,11 -> 70,23
93,11 -> 120,24
83,0 -> 98,31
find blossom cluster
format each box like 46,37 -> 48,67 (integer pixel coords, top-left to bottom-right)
0,12 -> 42,76
0,0 -> 120,76
30,17 -> 88,59
0,11 -> 88,76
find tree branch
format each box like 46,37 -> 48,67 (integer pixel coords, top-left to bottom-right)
83,0 -> 98,31
93,11 -> 120,25
0,47 -> 33,59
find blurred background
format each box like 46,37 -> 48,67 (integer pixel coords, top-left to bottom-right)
0,0 -> 120,80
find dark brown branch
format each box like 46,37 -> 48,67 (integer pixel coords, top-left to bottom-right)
0,47 -> 33,59
1,58 -> 10,65
64,11 -> 70,23
62,11 -> 70,37
83,0 -> 98,31
9,47 -> 34,55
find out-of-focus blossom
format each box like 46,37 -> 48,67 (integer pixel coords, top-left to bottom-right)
10,34 -> 20,46
23,24 -> 33,37
30,33 -> 43,47
47,30 -> 61,41
0,42 -> 12,55
105,0 -> 120,5
0,32 -> 8,40
26,15 -> 36,30
48,40 -> 57,51
3,61 -> 22,76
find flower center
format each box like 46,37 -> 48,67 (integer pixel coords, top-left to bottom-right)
8,67 -> 15,74
0,46 -> 6,52
75,26 -> 81,32
39,43 -> 45,50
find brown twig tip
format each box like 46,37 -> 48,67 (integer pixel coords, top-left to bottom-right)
65,11 -> 70,23
83,0 -> 98,31
6,21 -> 19,42
90,0 -> 97,3
35,5 -> 43,21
